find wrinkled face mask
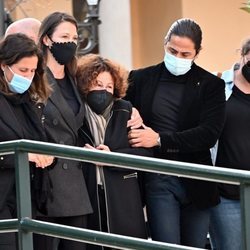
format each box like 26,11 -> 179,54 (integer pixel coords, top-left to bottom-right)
86,90 -> 114,115
4,66 -> 33,94
49,39 -> 77,65
164,51 -> 193,76
242,61 -> 250,83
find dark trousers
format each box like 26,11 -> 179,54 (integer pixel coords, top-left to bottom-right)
145,174 -> 209,248
0,206 -> 17,250
0,188 -> 17,250
33,215 -> 87,250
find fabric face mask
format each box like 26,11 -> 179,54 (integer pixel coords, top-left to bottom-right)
86,90 -> 114,115
241,61 -> 250,83
49,40 -> 77,65
164,51 -> 193,76
5,66 -> 33,94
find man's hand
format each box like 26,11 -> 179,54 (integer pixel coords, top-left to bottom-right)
127,107 -> 143,129
128,124 -> 159,148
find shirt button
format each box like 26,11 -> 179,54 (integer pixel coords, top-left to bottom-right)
62,163 -> 68,170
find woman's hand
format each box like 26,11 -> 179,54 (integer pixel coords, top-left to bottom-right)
84,144 -> 96,150
96,144 -> 110,152
84,143 -> 110,152
128,124 -> 159,148
127,107 -> 143,129
28,153 -> 54,168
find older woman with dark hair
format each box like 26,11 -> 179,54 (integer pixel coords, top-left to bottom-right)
0,33 -> 53,250
76,54 -> 150,250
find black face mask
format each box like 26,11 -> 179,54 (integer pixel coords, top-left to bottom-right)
242,61 -> 250,83
49,41 -> 77,65
86,90 -> 114,115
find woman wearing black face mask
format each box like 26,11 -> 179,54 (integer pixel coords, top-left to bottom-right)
34,12 -> 93,250
76,54 -> 152,250
209,38 -> 250,250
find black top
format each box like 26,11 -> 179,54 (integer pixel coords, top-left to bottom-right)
216,85 -> 250,199
126,62 -> 226,209
151,67 -> 186,133
151,68 -> 185,161
57,75 -> 80,115
4,93 -> 44,141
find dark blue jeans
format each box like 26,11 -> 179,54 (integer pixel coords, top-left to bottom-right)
144,174 -> 209,248
209,196 -> 242,250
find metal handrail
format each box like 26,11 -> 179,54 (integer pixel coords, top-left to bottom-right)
0,139 -> 250,184
0,139 -> 249,250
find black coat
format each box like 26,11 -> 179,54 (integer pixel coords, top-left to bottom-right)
0,93 -> 46,215
42,68 -> 92,217
126,62 -> 226,209
79,99 -> 151,245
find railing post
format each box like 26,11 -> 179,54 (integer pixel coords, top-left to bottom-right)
241,183 -> 250,250
15,150 -> 33,250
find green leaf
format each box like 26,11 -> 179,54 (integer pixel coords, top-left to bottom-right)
240,6 -> 250,13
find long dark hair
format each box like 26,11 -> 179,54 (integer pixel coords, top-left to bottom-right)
0,33 -> 51,102
164,18 -> 202,55
38,12 -> 78,76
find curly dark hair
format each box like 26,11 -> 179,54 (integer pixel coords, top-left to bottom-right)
76,54 -> 128,99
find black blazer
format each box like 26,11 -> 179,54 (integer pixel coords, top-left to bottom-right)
126,62 -> 226,209
43,68 -> 92,216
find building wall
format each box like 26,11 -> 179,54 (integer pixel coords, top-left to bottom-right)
8,0 -> 72,21
130,0 -> 250,72
98,0 -> 133,69
182,0 -> 250,72
5,0 -> 250,72
130,0 -> 182,69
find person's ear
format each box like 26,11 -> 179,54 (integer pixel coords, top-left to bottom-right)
43,35 -> 51,47
1,64 -> 6,72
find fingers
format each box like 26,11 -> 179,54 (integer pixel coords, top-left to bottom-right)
128,137 -> 144,147
84,144 -> 110,152
128,128 -> 143,139
28,153 -> 54,168
128,127 -> 158,148
127,108 -> 143,129
84,143 -> 96,149
96,144 -> 110,151
141,123 -> 149,129
36,155 -> 54,168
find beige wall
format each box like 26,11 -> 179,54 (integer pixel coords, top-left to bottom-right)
130,0 -> 182,69
6,0 -> 250,73
182,0 -> 250,72
131,0 -> 250,72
